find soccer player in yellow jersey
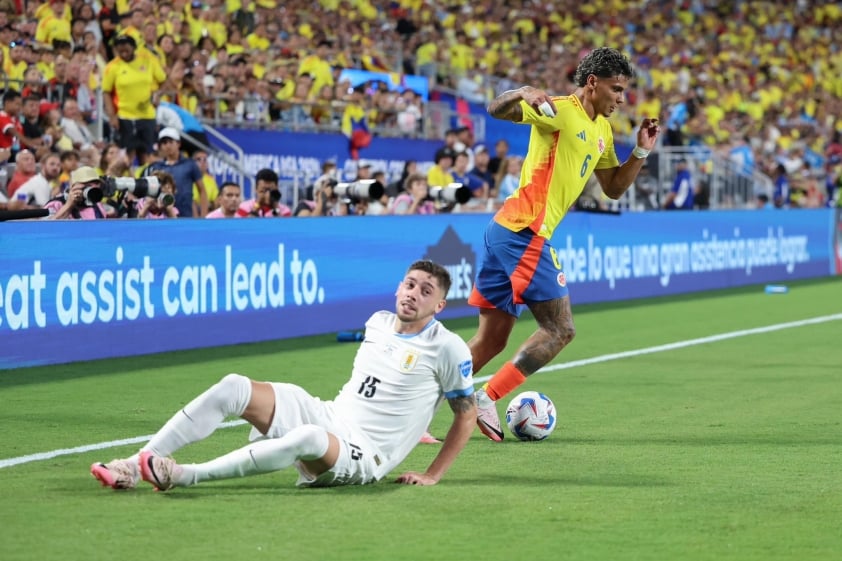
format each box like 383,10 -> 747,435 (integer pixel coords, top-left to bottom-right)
467,48 -> 660,441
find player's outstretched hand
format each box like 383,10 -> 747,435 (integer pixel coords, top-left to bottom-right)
637,117 -> 660,151
395,471 -> 438,486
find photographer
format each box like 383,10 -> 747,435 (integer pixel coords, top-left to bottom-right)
237,168 -> 291,217
296,169 -> 342,217
145,128 -> 207,217
303,161 -> 337,201
136,171 -> 178,219
391,173 -> 436,215
310,176 -> 349,217
44,166 -> 107,220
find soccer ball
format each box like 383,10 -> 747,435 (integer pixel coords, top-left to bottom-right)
505,391 -> 557,441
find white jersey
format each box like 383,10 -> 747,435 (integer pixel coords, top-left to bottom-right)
332,311 -> 474,478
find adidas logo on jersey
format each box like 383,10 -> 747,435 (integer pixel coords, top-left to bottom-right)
576,130 -> 586,142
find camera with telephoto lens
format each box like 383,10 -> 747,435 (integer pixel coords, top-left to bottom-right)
65,176 -> 107,206
268,189 -> 282,204
427,183 -> 471,205
157,192 -> 175,206
78,184 -> 104,205
334,180 -> 385,203
102,176 -> 163,199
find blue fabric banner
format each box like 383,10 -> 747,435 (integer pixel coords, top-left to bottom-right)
337,69 -> 430,101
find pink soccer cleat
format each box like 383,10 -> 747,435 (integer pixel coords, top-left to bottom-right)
419,431 -> 441,444
475,388 -> 504,442
138,451 -> 183,491
91,458 -> 139,490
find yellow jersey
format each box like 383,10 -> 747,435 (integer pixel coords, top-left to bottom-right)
194,173 -> 218,208
35,14 -> 71,44
427,165 -> 454,188
495,95 -> 618,239
102,51 -> 166,120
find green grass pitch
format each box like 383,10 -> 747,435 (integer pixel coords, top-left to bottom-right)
1,278 -> 840,561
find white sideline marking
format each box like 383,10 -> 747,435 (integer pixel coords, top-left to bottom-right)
478,312 -> 842,381
2,313 -> 841,470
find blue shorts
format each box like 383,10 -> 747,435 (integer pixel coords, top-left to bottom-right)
468,221 -> 569,317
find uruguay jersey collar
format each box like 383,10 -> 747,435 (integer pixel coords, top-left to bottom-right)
393,317 -> 438,339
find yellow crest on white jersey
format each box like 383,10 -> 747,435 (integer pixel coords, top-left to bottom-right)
400,350 -> 419,372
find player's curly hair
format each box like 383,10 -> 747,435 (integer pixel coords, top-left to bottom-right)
573,47 -> 635,87
408,260 -> 452,296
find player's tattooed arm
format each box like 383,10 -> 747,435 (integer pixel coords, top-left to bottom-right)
488,86 -> 556,122
487,88 -> 526,122
448,394 -> 476,414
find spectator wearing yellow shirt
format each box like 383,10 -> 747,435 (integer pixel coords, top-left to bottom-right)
200,5 -> 228,48
448,31 -> 474,77
102,35 -> 166,162
426,147 -> 455,188
186,1 -> 206,45
140,20 -> 166,65
415,31 -> 438,83
245,22 -> 271,51
33,45 -> 56,82
225,27 -> 246,56
298,40 -> 334,99
0,24 -> 12,70
265,66 -> 294,119
161,10 -> 184,42
5,40 -> 28,85
636,89 -> 662,125
192,149 -> 218,215
35,0 -> 71,46
34,0 -> 71,22
117,10 -> 145,48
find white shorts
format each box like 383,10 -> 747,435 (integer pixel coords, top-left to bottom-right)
248,383 -> 383,487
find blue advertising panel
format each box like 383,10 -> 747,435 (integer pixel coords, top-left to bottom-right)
0,217 -> 484,370
1,210 -> 834,369
209,129 -> 443,196
549,209 -> 834,304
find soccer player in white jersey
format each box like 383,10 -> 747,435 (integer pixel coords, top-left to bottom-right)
91,260 -> 477,490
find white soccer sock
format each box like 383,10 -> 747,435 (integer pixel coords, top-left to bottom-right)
177,424 -> 330,486
141,373 -> 253,458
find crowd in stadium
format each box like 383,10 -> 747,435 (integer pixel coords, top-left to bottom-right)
0,0 -> 840,218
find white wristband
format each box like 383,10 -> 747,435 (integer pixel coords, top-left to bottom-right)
632,146 -> 650,159
538,101 -> 555,118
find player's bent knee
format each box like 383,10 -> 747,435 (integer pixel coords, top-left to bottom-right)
560,322 -> 576,344
218,373 -> 252,397
211,373 -> 253,417
285,424 -> 331,461
219,373 -> 249,388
